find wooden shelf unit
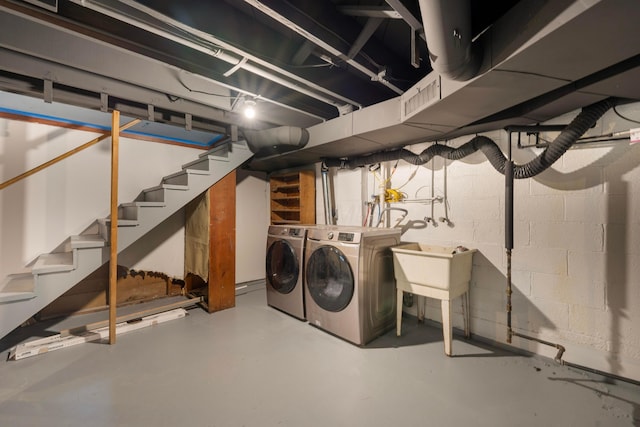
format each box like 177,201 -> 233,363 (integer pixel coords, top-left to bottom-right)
270,170 -> 315,225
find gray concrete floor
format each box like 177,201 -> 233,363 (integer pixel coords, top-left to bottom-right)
1,285 -> 639,427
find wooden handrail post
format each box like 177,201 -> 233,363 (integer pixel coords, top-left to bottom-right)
109,110 -> 120,345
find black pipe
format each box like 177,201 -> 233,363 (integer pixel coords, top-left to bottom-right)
505,160 -> 514,251
324,98 -> 616,180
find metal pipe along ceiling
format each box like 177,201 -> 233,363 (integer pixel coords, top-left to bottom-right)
68,0 -> 361,115
418,0 -> 482,81
241,0 -> 405,95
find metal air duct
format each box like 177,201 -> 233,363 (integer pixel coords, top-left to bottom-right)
243,126 -> 310,157
418,0 -> 482,81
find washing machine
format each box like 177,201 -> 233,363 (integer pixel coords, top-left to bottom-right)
265,224 -> 314,320
304,226 -> 401,345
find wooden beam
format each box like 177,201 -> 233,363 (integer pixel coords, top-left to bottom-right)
59,297 -> 202,337
109,110 -> 120,344
207,170 -> 237,312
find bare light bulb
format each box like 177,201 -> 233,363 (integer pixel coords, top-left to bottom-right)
244,100 -> 256,119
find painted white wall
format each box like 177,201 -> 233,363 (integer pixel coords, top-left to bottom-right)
316,103 -> 640,381
314,163 -> 364,226
0,118 -> 200,280
0,116 -> 271,287
235,169 -> 269,283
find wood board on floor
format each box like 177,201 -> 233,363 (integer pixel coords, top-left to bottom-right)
9,308 -> 187,360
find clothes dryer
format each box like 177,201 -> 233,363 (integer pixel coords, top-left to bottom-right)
265,225 -> 313,320
304,226 -> 401,345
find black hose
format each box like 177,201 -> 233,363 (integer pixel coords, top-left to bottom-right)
323,98 -> 616,179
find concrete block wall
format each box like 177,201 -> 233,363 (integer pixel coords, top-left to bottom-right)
319,102 -> 640,381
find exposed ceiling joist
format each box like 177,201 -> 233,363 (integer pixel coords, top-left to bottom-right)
337,5 -> 402,19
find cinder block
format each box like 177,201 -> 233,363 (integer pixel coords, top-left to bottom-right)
563,147 -> 612,171
515,195 -> 564,222
512,294 -> 569,332
568,249 -> 608,281
468,243 -> 502,268
474,220 -> 503,245
531,221 -> 603,251
569,304 -> 609,339
447,174 -> 479,198
471,265 -> 504,292
419,219 -> 474,244
511,246 -> 567,275
536,163 -> 603,197
473,217 -> 527,249
531,272 -> 606,310
606,224 -> 640,255
470,286 -> 506,319
606,260 -> 640,306
565,195 -> 608,223
470,316 -> 507,344
514,220 -> 531,247
471,171 -> 505,198
469,198 -> 501,220
604,149 -> 640,196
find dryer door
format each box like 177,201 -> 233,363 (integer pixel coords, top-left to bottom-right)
266,240 -> 299,294
306,245 -> 354,312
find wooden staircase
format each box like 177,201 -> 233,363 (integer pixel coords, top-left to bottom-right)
0,140 -> 253,340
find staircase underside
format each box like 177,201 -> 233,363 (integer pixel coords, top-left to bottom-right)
0,140 -> 252,341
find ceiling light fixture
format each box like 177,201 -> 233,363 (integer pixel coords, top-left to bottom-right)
244,99 -> 256,119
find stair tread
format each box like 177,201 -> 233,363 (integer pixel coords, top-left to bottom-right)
164,169 -> 209,180
182,156 -> 229,170
1,274 -> 34,293
198,145 -> 229,158
70,234 -> 105,248
143,184 -> 189,192
120,201 -> 165,208
0,291 -> 36,303
33,252 -> 74,273
99,218 -> 139,226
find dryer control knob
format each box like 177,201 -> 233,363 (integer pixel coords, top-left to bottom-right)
327,231 -> 334,239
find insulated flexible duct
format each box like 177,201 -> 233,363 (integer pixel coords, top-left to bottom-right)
323,98 -> 615,178
243,126 -> 309,157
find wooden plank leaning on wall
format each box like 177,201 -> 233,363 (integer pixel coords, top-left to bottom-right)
208,170 -> 237,312
184,170 -> 237,313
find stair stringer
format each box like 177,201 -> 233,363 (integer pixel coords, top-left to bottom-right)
0,141 -> 252,341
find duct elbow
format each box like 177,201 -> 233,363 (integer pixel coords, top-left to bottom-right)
243,126 -> 309,157
419,0 -> 482,81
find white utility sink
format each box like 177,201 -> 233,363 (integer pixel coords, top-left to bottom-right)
391,243 -> 476,356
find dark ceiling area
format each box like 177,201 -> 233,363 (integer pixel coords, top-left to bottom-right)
54,0 -> 517,120
1,0 -> 640,172
0,0 -> 520,125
